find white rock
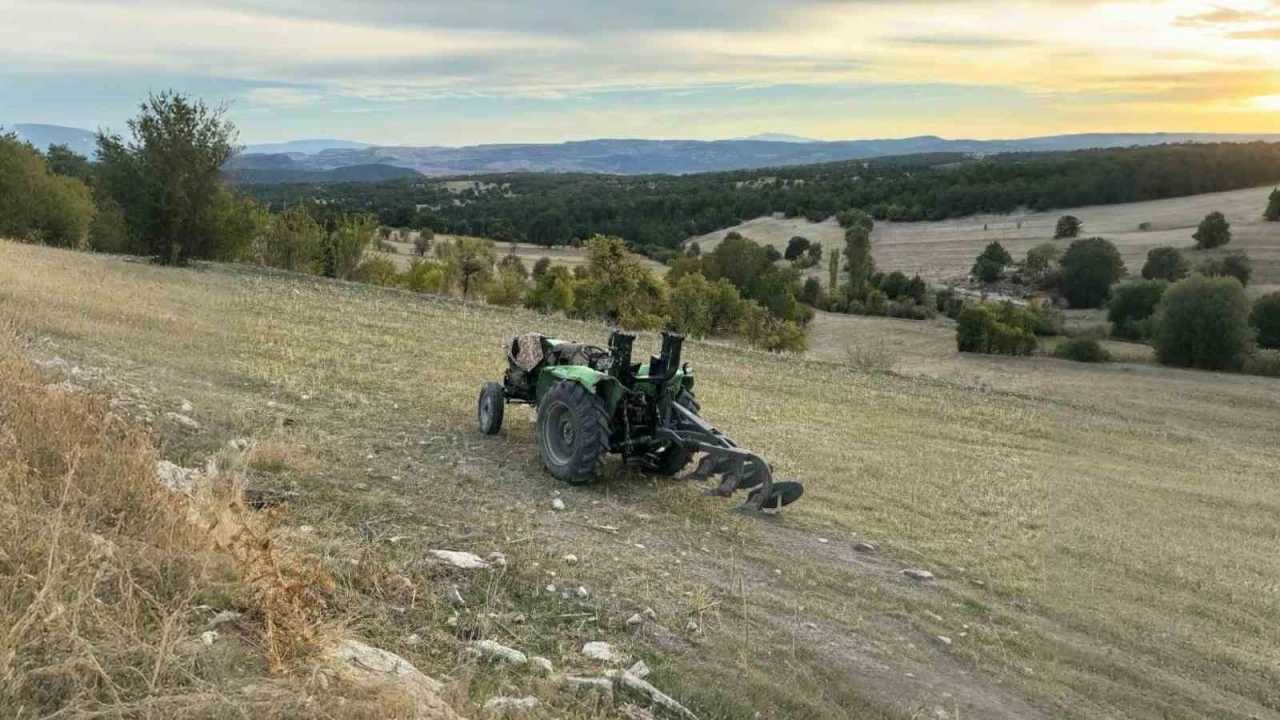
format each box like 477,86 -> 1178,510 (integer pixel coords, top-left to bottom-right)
903,569 -> 935,581
936,635 -> 953,646
563,553 -> 579,565
545,584 -> 557,593
445,585 -> 466,608
180,399 -> 194,413
642,607 -> 658,621
487,551 -> 508,567
531,656 -> 554,675
567,676 -> 614,696
468,639 -> 527,666
576,585 -> 590,600
429,550 -> 490,570
582,641 -> 626,664
201,630 -> 218,646
615,671 -> 698,720
818,538 -> 829,544
155,460 -> 197,494
626,613 -> 645,627
405,634 -> 422,647
165,412 -> 201,430
327,639 -> 456,719
685,619 -> 700,633
627,660 -> 651,679
484,696 -> 539,713
801,622 -> 818,630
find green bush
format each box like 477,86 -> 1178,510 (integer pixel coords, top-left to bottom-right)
351,255 -> 400,287
484,268 -> 530,306
1153,274 -> 1251,371
524,265 -> 575,313
759,319 -> 808,353
1060,237 -> 1126,308
1241,350 -> 1280,377
401,258 -> 447,293
836,209 -> 874,231
414,229 -> 434,256
1249,292 -> 1280,349
1026,300 -> 1064,336
1141,246 -> 1188,281
1266,188 -> 1280,222
1024,243 -> 1062,278
1198,251 -> 1252,287
1193,211 -> 1231,249
532,256 -> 552,280
255,205 -> 323,272
1054,215 -> 1082,239
319,214 -> 378,280
1052,337 -> 1113,363
571,236 -> 668,330
0,134 -> 96,249
955,302 -> 1037,356
1107,280 -> 1167,340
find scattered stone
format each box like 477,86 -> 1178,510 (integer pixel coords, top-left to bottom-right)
445,585 -> 466,608
582,641 -> 626,664
208,610 -> 242,628
355,482 -> 370,491
685,619 -> 700,633
567,676 -> 614,698
575,585 -> 590,600
551,498 -> 566,511
446,615 -> 458,628
596,524 -> 619,534
201,630 -> 218,646
468,640 -> 527,666
326,639 -> 456,720
853,542 -> 878,553
626,613 -> 645,627
180,399 -> 194,413
155,460 -> 197,494
563,553 -> 579,565
936,635 -> 953,647
627,660 -> 650,679
484,696 -> 539,713
818,537 -> 829,544
405,634 -> 422,647
642,607 -> 658,621
430,550 -> 490,570
165,412 -> 201,430
545,584 -> 557,593
903,569 -> 935,581
615,670 -> 699,720
925,611 -> 944,623
531,656 -> 554,675
487,551 -> 508,568
801,622 -> 818,631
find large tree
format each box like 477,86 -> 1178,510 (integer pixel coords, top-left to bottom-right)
1192,211 -> 1231,249
844,226 -> 874,291
1154,274 -> 1251,371
1266,188 -> 1280,222
1060,237 -> 1125,308
95,92 -> 240,264
0,134 -> 95,248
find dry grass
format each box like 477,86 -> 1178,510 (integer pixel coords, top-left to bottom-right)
3,240 -> 1280,719
375,234 -> 666,275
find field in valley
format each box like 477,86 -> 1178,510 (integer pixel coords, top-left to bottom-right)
3,241 -> 1280,719
377,235 -> 667,274
690,186 -> 1280,295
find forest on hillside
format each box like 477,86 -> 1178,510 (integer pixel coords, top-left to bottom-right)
244,142 -> 1280,254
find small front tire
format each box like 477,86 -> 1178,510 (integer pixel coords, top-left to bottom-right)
478,382 -> 505,435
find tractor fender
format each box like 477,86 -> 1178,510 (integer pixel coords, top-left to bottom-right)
536,365 -> 624,413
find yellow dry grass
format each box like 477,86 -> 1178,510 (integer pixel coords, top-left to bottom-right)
2,240 -> 1279,719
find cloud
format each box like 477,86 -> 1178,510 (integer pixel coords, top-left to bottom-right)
244,87 -> 323,107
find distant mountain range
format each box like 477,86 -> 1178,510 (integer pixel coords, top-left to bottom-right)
9,123 -> 1280,182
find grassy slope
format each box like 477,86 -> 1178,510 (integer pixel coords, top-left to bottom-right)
690,185 -> 1280,294
3,241 -> 1279,719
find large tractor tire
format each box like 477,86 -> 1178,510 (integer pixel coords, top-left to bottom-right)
649,389 -> 699,476
478,382 -> 505,435
536,380 -> 611,485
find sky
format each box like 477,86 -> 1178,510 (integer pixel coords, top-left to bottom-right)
2,0 -> 1279,146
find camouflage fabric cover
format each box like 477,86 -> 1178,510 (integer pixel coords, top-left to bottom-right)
514,333 -> 545,371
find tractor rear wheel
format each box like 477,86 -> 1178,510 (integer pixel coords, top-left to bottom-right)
649,389 -> 699,476
478,382 -> 505,435
536,380 -> 611,485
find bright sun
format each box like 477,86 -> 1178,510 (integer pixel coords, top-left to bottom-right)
1255,94 -> 1280,111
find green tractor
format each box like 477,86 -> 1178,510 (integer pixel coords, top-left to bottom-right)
477,330 -> 803,514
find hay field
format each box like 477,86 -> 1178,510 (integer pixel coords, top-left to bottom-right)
377,234 -> 667,274
690,186 -> 1280,294
3,241 -> 1279,719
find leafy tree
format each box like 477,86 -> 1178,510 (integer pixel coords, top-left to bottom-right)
1198,251 -> 1252,286
352,255 -> 400,287
686,242 -> 701,257
255,205 -> 323,271
972,242 -> 1012,283
1060,237 -> 1125,308
402,258 -> 447,294
524,265 -> 575,313
485,217 -> 520,243
95,91 -> 239,264
955,302 -> 1037,356
1250,292 -> 1280,349
497,250 -> 528,279
1141,246 -> 1188,281
901,275 -> 928,305
805,243 -> 822,264
88,196 -> 131,253
1154,274 -> 1250,370
1054,215 -> 1082,239
699,234 -> 805,322
532,256 -> 552,280
784,236 -> 811,260
1193,211 -> 1231,249
828,247 -> 840,290
528,212 -> 567,247
208,188 -> 269,262
1052,337 -> 1112,363
764,244 -> 782,263
436,236 -> 496,297
43,144 -> 93,182
880,271 -> 908,299
316,213 -> 378,280
0,134 -> 96,249
1107,280 -> 1166,340
572,236 -> 668,330
485,266 -> 530,306
1266,188 -> 1280,222
412,207 -> 445,232
837,209 -> 874,231
414,229 -> 434,256
844,226 -> 874,290
1025,243 -> 1062,278
800,277 -> 822,306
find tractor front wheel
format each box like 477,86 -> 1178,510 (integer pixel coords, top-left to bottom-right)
478,382 -> 505,435
536,380 -> 611,485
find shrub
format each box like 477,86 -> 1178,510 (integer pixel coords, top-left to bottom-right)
414,229 -> 433,256
836,209 -> 874,231
401,258 -> 446,293
532,256 -> 552,280
760,319 -> 808,353
1141,246 -> 1188,281
887,300 -> 934,320
1266,188 -> 1280,222
255,205 -> 323,272
1107,280 -> 1167,340
1026,300 -> 1064,336
497,251 -> 528,280
435,236 -> 496,297
972,242 -> 1011,283
880,270 -> 908,299
1053,337 -> 1113,363
524,265 -> 575,313
0,134 -> 96,249
738,300 -> 770,346
319,213 -> 378,280
1153,274 -> 1251,371
88,196 -> 132,254
351,255 -> 399,287
1138,221 -> 1153,231
1198,251 -> 1252,286
1025,243 -> 1062,278
572,235 -> 668,330
784,236 -> 811,260
935,288 -> 966,319
901,275 -> 928,304
1060,237 -> 1125,308
1054,215 -> 1082,239
1250,292 -> 1280,349
1241,350 -> 1280,377
800,277 -> 822,306
955,302 -> 1037,356
1193,211 -> 1231,249
484,268 -> 529,306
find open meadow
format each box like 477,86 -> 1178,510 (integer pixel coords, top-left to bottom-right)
3,240 -> 1279,719
691,186 -> 1280,294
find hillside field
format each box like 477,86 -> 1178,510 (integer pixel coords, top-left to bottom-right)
3,241 -> 1279,719
690,185 -> 1280,294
